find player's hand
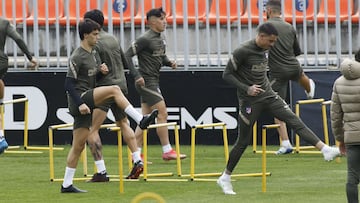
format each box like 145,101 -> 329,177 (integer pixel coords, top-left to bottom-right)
135,77 -> 145,86
99,63 -> 109,74
78,103 -> 91,115
170,60 -> 177,69
28,58 -> 38,70
247,84 -> 265,96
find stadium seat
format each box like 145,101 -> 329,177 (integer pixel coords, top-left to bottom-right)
317,0 -> 355,23
134,0 -> 171,25
241,0 -> 267,24
103,0 -> 136,25
59,0 -> 100,26
0,0 -> 30,23
283,0 -> 316,23
206,0 -> 245,25
351,6 -> 359,23
167,0 -> 207,25
26,0 -> 64,26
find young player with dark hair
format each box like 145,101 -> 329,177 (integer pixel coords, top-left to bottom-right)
61,18 -> 158,193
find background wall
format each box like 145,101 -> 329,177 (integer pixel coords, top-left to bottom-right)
2,70 -> 341,147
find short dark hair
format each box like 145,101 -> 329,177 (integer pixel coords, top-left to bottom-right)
84,9 -> 104,27
146,7 -> 166,20
266,0 -> 282,10
257,22 -> 278,36
78,18 -> 100,40
355,49 -> 360,62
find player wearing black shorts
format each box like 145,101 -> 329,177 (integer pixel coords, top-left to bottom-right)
266,0 -> 316,155
61,19 -> 158,193
216,22 -> 340,195
83,9 -> 145,181
125,7 -> 186,161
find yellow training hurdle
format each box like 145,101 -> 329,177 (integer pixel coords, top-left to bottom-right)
182,122 -> 270,182
261,124 -> 280,192
1,98 -> 43,154
252,98 -> 334,155
142,122 -> 186,181
48,123 -> 126,193
294,98 -> 329,153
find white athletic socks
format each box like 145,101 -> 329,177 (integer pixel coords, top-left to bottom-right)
62,167 -> 76,188
321,145 -> 331,153
162,144 -> 172,153
219,170 -> 231,181
0,130 -> 4,141
95,160 -> 106,174
281,140 -> 292,148
124,105 -> 143,124
132,150 -> 142,163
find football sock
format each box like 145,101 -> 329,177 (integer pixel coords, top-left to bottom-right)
220,171 -> 231,181
62,167 -> 76,188
282,140 -> 292,148
95,160 -> 106,174
321,145 -> 330,153
124,105 -> 142,124
0,130 -> 4,142
132,150 -> 142,163
162,144 -> 172,153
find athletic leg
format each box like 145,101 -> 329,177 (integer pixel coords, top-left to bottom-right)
218,100 -> 263,195
268,96 -> 340,161
87,108 -> 109,182
298,72 -> 315,99
92,86 -> 157,129
270,77 -> 293,154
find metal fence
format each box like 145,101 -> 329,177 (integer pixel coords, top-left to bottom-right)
1,0 -> 359,70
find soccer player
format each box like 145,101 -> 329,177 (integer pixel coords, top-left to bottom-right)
125,7 -> 186,161
61,19 -> 158,193
0,17 -> 37,154
216,22 -> 340,195
83,9 -> 146,181
265,0 -> 316,155
330,56 -> 360,203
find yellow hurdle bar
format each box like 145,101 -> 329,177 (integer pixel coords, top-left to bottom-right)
189,122 -> 228,181
109,126 -> 124,194
142,122 -> 182,181
184,122 -> 272,182
253,121 -> 283,154
295,98 -> 327,153
49,123 -> 127,194
0,98 -> 40,153
262,124 -> 279,192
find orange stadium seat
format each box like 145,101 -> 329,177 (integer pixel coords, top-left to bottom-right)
317,0 -> 355,23
59,0 -> 99,26
207,0 -> 245,25
167,0 -> 207,25
134,0 -> 171,25
0,0 -> 30,23
241,0 -> 267,24
351,6 -> 359,23
26,0 -> 64,26
283,0 -> 316,23
103,0 -> 136,25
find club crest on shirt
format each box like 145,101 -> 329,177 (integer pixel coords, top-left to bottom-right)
245,107 -> 252,114
264,52 -> 268,59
